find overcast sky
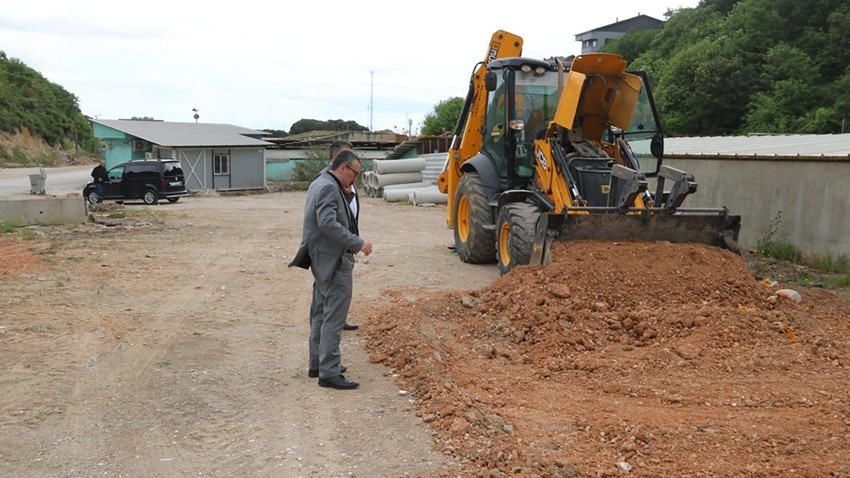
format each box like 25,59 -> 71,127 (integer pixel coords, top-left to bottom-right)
2,0 -> 699,134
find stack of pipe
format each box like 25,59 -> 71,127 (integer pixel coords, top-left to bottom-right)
359,157 -> 448,205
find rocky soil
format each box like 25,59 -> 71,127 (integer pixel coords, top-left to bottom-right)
365,241 -> 850,477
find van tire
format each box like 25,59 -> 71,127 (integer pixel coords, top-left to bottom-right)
143,188 -> 159,205
85,189 -> 100,204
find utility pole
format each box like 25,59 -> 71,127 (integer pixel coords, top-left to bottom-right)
369,71 -> 374,132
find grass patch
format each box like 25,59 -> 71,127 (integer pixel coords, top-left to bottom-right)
0,218 -> 16,233
19,228 -> 37,241
826,273 -> 850,288
812,252 -> 850,274
756,212 -> 803,263
761,241 -> 804,263
0,219 -> 38,240
155,359 -> 171,367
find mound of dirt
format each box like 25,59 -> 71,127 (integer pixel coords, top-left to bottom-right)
365,240 -> 850,477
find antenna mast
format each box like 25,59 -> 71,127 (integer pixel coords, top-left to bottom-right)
369,71 -> 374,132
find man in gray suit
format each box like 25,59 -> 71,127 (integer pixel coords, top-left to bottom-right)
324,141 -> 360,331
292,150 -> 372,390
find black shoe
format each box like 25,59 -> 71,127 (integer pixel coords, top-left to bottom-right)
318,375 -> 359,390
343,322 -> 359,331
308,365 -> 346,378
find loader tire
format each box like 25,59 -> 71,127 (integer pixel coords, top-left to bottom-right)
497,202 -> 539,275
453,172 -> 496,263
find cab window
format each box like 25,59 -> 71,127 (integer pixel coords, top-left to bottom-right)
482,73 -> 507,177
107,167 -> 124,182
512,70 -> 559,178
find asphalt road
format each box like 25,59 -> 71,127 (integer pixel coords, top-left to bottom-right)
0,165 -> 92,198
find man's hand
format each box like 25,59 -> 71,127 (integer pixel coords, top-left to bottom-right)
360,240 -> 373,256
342,184 -> 353,194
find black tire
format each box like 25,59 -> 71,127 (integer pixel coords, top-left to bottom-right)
167,197 -> 180,203
496,202 -> 539,275
453,172 -> 496,263
85,189 -> 100,205
143,188 -> 159,205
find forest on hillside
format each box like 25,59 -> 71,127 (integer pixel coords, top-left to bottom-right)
0,51 -> 98,158
603,0 -> 850,135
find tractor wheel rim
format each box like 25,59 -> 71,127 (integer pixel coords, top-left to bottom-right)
458,196 -> 469,242
499,221 -> 511,266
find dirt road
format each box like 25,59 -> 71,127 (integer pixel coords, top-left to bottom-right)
2,191 -> 849,477
0,192 -> 499,477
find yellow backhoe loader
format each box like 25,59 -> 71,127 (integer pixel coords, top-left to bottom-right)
437,30 -> 741,274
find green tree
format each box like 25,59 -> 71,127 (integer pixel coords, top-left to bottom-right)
325,119 -> 368,132
602,28 -> 660,64
743,44 -> 822,133
289,119 -> 326,135
698,0 -> 740,14
262,128 -> 288,137
831,69 -> 850,132
421,97 -> 463,136
658,38 -> 753,135
289,118 -> 368,135
820,4 -> 850,79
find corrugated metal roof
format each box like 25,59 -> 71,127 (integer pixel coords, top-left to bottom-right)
665,134 -> 850,159
92,119 -> 273,147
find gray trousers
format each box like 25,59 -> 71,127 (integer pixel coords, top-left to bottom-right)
308,253 -> 354,379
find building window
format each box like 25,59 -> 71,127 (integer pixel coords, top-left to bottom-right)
214,153 -> 230,175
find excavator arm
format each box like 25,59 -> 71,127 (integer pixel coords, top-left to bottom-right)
437,30 -> 523,227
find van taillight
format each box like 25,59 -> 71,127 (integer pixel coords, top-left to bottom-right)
162,179 -> 167,188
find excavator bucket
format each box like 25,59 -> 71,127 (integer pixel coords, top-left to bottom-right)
534,212 -> 742,265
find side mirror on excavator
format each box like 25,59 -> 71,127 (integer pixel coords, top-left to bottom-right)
650,133 -> 664,159
485,72 -> 497,91
637,132 -> 664,177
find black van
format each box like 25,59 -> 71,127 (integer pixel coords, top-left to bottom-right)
84,159 -> 189,205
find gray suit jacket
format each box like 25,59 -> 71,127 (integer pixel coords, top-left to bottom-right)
289,171 -> 364,284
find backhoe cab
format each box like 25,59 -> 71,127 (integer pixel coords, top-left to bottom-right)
437,30 -> 740,274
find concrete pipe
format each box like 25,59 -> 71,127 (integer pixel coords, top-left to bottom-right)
410,187 -> 448,205
374,171 -> 423,187
382,180 -> 433,190
361,171 -> 377,189
373,158 -> 426,175
382,186 -> 433,202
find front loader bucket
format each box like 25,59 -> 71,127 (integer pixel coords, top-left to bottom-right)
546,212 -> 742,254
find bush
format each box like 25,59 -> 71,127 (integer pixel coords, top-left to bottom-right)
756,211 -> 782,256
290,146 -> 329,182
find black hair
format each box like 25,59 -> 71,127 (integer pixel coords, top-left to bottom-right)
330,150 -> 359,171
329,141 -> 354,160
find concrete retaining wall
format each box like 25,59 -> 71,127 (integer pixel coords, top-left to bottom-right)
0,196 -> 88,226
663,157 -> 849,256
